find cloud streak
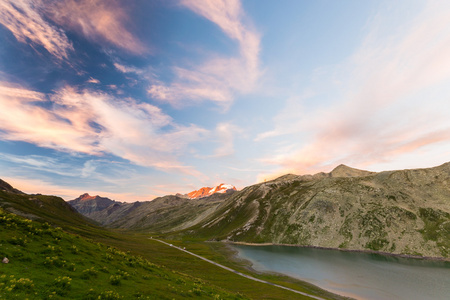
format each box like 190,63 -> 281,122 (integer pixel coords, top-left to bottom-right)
0,82 -> 207,176
47,0 -> 146,54
148,0 -> 261,107
257,1 -> 450,178
0,0 -> 146,60
0,0 -> 73,60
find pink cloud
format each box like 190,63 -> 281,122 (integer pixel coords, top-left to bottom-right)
46,0 -> 146,54
148,0 -> 261,107
257,1 -> 450,179
0,83 -> 99,154
87,78 -> 100,84
113,63 -> 144,75
0,0 -> 73,60
0,82 -> 208,176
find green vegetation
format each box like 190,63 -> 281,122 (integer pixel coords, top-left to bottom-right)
419,208 -> 450,256
0,191 -> 106,239
0,208 -> 247,299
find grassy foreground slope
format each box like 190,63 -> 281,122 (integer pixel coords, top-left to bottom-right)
0,207 -> 251,299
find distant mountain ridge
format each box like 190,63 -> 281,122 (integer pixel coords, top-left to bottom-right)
68,193 -> 120,216
66,184 -> 237,229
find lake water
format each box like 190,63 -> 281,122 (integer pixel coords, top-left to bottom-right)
232,245 -> 450,300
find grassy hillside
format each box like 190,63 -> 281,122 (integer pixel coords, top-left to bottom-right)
0,190 -> 108,239
184,163 -> 450,258
0,207 -> 247,299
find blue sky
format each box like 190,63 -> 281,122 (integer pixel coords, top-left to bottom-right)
1,0 -> 450,202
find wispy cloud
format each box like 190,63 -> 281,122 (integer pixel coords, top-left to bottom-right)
81,160 -> 96,178
257,1 -> 450,178
46,0 -> 146,54
0,152 -> 98,179
0,153 -> 61,171
148,0 -> 261,108
0,82 -> 208,176
86,77 -> 100,84
212,122 -> 241,157
0,0 -> 73,60
113,63 -> 144,75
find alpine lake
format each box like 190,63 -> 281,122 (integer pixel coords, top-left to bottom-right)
231,244 -> 450,300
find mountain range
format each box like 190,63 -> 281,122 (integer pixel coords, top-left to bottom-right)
65,163 -> 450,258
187,162 -> 450,258
2,163 -> 449,259
67,184 -> 237,229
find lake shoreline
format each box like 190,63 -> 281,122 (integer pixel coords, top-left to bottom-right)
222,240 -> 450,262
216,242 -> 355,300
225,241 -> 450,300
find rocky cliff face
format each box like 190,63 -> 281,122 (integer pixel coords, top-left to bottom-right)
188,163 -> 450,258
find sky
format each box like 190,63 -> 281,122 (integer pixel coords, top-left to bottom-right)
1,0 -> 450,202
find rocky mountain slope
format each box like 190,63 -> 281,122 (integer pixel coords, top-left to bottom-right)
186,163 -> 450,258
106,193 -> 231,232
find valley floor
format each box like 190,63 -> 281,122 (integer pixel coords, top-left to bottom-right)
136,234 -> 352,300
153,238 -> 329,300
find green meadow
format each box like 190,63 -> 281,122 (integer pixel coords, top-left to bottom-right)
0,208 -> 247,299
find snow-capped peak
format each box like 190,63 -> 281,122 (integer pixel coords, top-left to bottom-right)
208,184 -> 236,195
186,183 -> 237,199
